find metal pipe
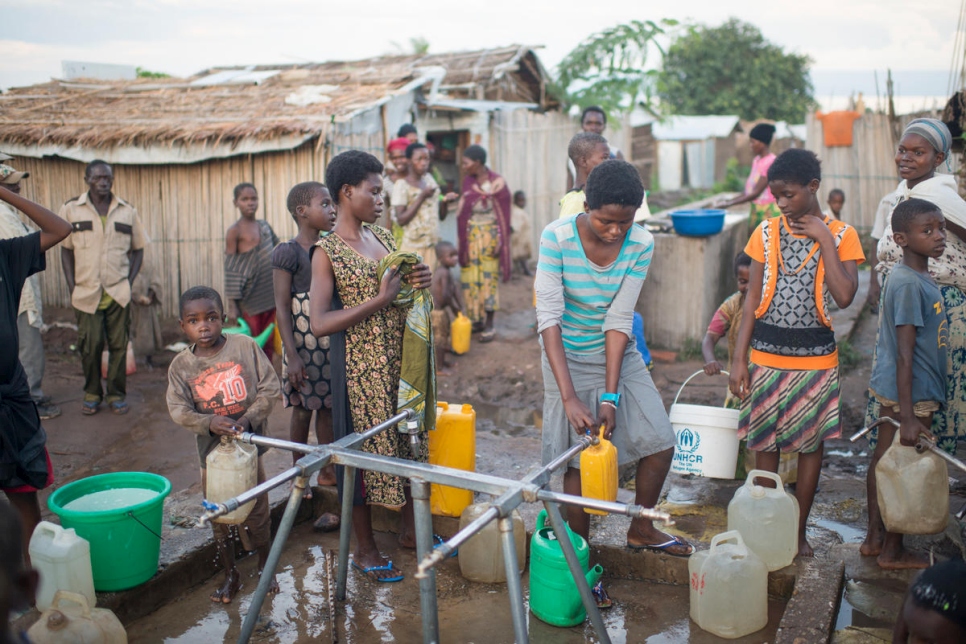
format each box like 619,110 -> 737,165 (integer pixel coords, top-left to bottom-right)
917,440 -> 966,475
498,515 -> 529,644
542,501 -> 612,644
851,417 -> 966,474
200,465 -> 302,525
329,451 -> 512,496
410,478 -> 439,644
335,465 -> 356,602
238,476 -> 308,644
535,490 -> 673,523
239,409 -> 413,454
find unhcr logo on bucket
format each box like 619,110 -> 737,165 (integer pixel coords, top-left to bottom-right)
677,427 -> 701,453
672,427 -> 703,473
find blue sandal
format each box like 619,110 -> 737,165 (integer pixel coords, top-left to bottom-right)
351,559 -> 404,583
110,401 -> 130,415
432,534 -> 458,558
81,401 -> 100,415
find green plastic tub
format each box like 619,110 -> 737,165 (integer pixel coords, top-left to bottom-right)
48,472 -> 171,591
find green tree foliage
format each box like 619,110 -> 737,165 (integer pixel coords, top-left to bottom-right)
135,67 -> 169,79
658,19 -> 815,122
554,19 -> 677,117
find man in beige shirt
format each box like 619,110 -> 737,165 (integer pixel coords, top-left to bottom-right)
60,160 -> 146,415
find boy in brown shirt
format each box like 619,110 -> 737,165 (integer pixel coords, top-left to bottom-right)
166,286 -> 281,603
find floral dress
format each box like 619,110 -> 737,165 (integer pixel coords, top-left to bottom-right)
315,225 -> 424,508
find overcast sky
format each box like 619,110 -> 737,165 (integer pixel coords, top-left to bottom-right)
1,0 -> 962,95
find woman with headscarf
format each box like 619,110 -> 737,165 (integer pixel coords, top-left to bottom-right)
718,123 -> 779,231
861,119 -> 966,565
455,145 -> 511,342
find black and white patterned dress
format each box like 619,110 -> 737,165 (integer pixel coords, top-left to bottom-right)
271,239 -> 331,410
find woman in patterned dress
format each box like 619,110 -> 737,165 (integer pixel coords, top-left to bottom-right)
454,145 -> 512,342
309,151 -> 432,582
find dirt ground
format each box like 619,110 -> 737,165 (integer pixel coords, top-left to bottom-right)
24,267 -> 966,643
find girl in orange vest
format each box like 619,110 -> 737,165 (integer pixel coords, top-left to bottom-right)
729,149 -> 865,558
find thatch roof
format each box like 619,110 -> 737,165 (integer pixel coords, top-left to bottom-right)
0,45 -> 553,150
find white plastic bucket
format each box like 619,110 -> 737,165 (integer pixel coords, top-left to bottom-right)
670,371 -> 740,479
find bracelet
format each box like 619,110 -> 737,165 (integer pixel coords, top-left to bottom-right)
600,401 -> 617,410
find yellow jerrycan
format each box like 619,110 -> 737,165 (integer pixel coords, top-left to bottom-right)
450,312 -> 472,355
876,432 -> 949,534
205,436 -> 258,524
580,432 -> 618,515
689,531 -> 768,639
429,402 -> 476,516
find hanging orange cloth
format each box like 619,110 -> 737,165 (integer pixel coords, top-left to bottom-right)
815,111 -> 862,147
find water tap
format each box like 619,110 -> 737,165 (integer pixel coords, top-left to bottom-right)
400,417 -> 420,452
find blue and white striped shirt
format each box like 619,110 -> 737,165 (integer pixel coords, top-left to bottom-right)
534,216 -> 653,354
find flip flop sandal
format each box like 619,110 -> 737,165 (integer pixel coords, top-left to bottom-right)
432,534 -> 458,558
478,330 -> 496,343
592,580 -> 613,609
81,401 -> 100,415
110,401 -> 130,415
626,535 -> 695,558
350,558 -> 404,583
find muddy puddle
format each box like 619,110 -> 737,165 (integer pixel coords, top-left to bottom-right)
127,522 -> 786,643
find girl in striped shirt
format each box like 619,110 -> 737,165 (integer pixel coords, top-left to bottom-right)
535,160 -> 693,607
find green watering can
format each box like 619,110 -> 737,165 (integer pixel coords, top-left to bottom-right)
528,509 -> 603,627
223,317 -> 276,348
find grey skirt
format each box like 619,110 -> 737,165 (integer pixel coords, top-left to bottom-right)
541,345 -> 675,469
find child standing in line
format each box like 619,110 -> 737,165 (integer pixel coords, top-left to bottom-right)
892,559 -> 966,642
431,240 -> 465,374
826,188 -> 845,221
510,190 -> 533,276
272,181 -> 340,532
702,251 -> 753,396
166,286 -> 281,603
0,185 -> 71,564
558,132 -> 611,219
225,183 -> 279,359
537,160 -> 694,608
730,148 -> 865,557
862,198 -> 948,570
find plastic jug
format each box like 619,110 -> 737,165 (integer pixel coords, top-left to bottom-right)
580,434 -> 617,515
205,436 -> 257,524
457,503 -> 526,583
29,521 -> 96,611
529,509 -> 602,627
451,312 -> 471,355
876,433 -> 949,534
727,469 -> 800,571
429,402 -> 476,517
27,590 -> 127,643
689,531 -> 768,639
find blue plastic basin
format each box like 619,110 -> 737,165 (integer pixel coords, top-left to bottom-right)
670,209 -> 726,237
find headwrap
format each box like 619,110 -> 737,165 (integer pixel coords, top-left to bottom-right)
387,137 -> 410,153
909,559 -> 966,629
903,118 -> 952,157
749,123 -> 776,145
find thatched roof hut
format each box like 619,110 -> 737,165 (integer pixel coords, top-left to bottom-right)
0,45 -> 553,159
0,45 -> 570,316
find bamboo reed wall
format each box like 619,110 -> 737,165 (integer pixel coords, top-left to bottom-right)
16,141 -> 326,318
489,109 -> 576,251
806,111 -> 961,233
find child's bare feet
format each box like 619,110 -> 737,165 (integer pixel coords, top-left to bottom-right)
877,547 -> 930,570
797,535 -> 814,558
316,466 -> 337,487
258,569 -> 280,594
398,530 -> 416,549
210,568 -> 241,604
860,531 -> 883,557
